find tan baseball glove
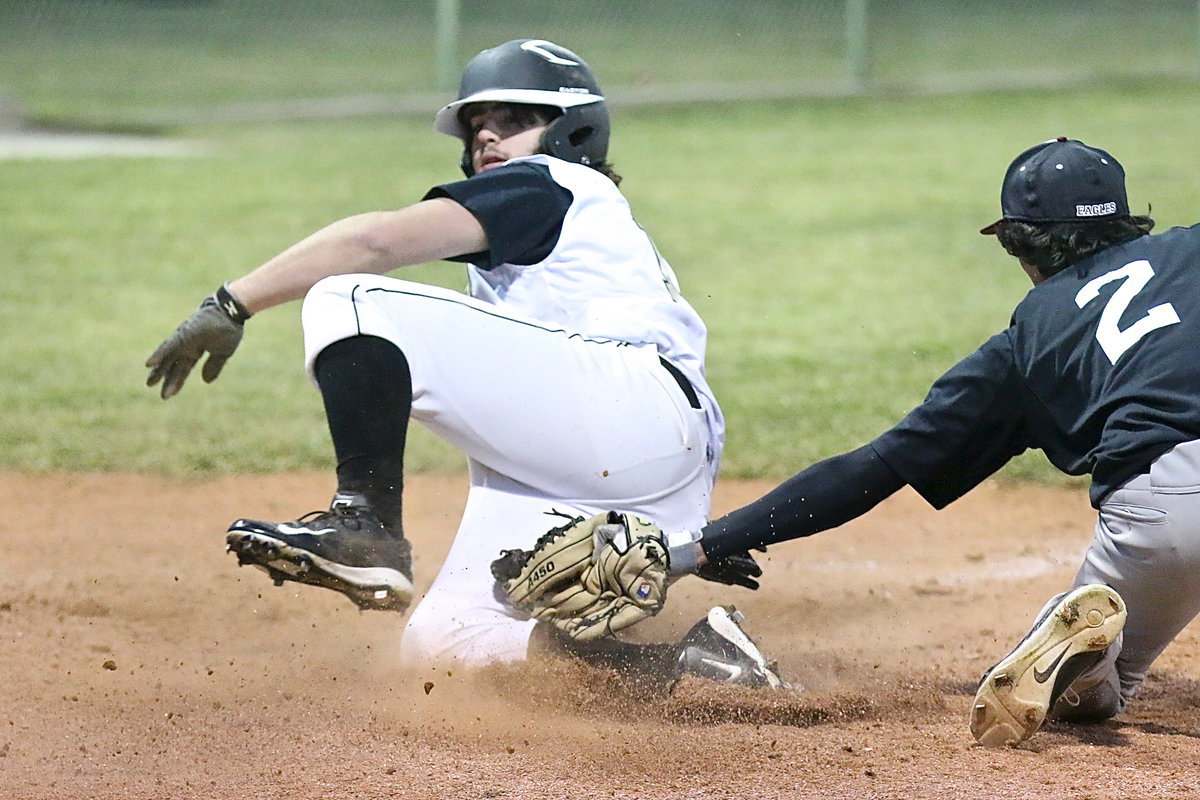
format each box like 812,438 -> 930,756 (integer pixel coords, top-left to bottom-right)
490,511 -> 669,641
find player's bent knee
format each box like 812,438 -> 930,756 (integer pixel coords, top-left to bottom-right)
399,602 -> 537,671
304,273 -> 366,302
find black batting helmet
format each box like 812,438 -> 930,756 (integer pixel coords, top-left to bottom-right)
434,39 -> 610,176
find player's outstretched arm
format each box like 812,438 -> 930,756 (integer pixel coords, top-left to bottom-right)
676,443 -> 906,568
145,198 -> 485,399
225,198 -> 485,314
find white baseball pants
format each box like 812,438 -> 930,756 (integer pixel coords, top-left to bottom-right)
301,274 -> 715,669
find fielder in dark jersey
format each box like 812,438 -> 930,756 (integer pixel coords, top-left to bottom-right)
880,221 -> 1200,511
678,138 -> 1200,746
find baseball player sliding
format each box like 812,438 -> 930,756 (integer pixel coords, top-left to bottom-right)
643,137 -> 1200,745
145,39 -> 782,688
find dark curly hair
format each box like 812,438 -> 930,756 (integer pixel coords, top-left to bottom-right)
993,215 -> 1155,277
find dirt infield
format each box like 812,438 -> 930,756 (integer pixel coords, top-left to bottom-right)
3,471 -> 1200,799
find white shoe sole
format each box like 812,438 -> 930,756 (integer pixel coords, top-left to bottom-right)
970,584 -> 1126,747
227,531 -> 414,612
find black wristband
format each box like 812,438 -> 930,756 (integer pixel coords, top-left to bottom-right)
214,283 -> 252,324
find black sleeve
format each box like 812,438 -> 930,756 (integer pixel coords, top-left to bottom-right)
423,161 -> 573,269
700,443 -> 906,559
871,331 -> 1032,509
699,332 -> 1033,560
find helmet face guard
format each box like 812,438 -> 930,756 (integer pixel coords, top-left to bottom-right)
434,39 -> 610,176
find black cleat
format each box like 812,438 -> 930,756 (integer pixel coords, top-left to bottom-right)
226,493 -> 414,612
970,584 -> 1126,747
674,605 -> 789,689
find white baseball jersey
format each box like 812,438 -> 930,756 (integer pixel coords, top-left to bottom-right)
429,153 -> 724,470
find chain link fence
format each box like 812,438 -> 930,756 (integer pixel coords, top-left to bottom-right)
1,0 -> 1197,124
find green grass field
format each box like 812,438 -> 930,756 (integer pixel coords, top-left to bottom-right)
4,2 -> 1200,484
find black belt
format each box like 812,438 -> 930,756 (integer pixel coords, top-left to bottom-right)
660,357 -> 701,409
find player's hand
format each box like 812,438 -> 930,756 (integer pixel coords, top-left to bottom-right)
696,549 -> 763,591
663,529 -> 763,590
146,285 -> 251,399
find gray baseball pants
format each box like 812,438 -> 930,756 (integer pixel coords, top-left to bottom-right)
1055,438 -> 1200,721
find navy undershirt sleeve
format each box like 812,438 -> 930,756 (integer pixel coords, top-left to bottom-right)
700,443 -> 905,559
423,161 -> 573,269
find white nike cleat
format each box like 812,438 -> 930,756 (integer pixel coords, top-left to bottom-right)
970,584 -> 1126,747
674,605 -> 790,690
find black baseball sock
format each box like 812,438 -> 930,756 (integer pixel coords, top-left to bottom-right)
313,335 -> 411,533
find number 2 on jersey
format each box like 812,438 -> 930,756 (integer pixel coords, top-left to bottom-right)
1074,259 -> 1180,365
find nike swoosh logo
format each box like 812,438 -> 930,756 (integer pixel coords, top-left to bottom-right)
276,523 -> 334,536
1033,644 -> 1071,683
699,657 -> 744,681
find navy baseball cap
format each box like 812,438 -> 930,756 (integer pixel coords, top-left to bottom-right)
980,137 -> 1128,235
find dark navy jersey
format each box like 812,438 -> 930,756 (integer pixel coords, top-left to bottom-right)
423,162 -> 573,269
874,224 -> 1200,508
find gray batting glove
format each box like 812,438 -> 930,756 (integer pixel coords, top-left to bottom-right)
145,284 -> 251,399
